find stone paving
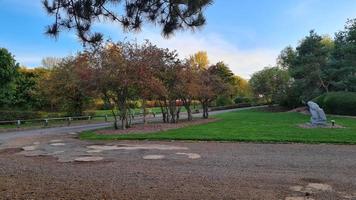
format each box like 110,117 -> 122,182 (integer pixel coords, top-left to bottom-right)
6,132 -> 201,163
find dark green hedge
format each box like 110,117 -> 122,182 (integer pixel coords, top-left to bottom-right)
314,92 -> 356,116
210,103 -> 252,111
0,110 -> 43,121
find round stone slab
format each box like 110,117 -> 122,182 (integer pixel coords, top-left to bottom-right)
50,143 -> 66,146
74,157 -> 104,162
22,145 -> 37,151
306,183 -> 332,191
86,150 -> 103,153
143,155 -> 165,160
176,152 -> 201,159
50,139 -> 63,143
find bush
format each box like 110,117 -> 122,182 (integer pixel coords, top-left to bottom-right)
0,110 -> 43,121
215,96 -> 234,107
234,96 -> 252,104
314,92 -> 356,116
210,103 -> 252,111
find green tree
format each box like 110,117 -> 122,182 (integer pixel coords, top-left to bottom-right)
0,48 -> 19,107
282,31 -> 334,101
331,19 -> 356,92
232,75 -> 251,97
12,68 -> 41,109
43,0 -> 213,44
249,67 -> 291,104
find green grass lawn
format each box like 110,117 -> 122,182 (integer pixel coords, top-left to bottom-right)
80,109 -> 356,144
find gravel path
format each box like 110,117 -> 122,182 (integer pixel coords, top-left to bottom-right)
1,105 -> 355,199
0,137 -> 356,200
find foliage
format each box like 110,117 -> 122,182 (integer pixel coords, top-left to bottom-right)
80,109 -> 356,144
289,31 -> 333,100
46,54 -> 95,116
249,66 -> 291,104
0,48 -> 19,107
330,19 -> 356,92
188,51 -> 210,69
43,0 -> 212,44
0,110 -> 43,121
197,69 -> 228,118
232,75 -> 251,97
41,57 -> 62,68
314,92 -> 356,116
234,96 -> 251,104
215,96 -> 234,107
277,19 -> 356,107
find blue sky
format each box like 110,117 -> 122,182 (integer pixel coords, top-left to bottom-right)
1,0 -> 356,78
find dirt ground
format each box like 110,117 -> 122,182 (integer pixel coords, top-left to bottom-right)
1,132 -> 356,200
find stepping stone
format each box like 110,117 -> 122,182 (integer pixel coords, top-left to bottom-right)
33,142 -> 40,145
68,132 -> 77,135
286,197 -> 311,200
143,155 -> 165,160
51,151 -> 65,155
86,150 -> 103,153
289,186 -> 303,192
50,140 -> 63,143
50,143 -> 66,146
22,145 -> 37,151
87,145 -> 120,151
87,144 -> 188,151
74,157 -> 104,162
176,152 -> 201,159
306,183 -> 332,192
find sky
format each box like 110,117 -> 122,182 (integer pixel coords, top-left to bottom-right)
1,0 -> 356,78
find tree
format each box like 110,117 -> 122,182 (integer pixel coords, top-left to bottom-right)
177,61 -> 200,121
208,61 -> 236,99
0,48 -> 19,107
277,46 -> 296,70
189,51 -> 209,69
41,57 -> 62,68
47,54 -> 95,116
93,42 -> 137,129
43,0 -> 213,44
197,70 -> 227,118
12,68 -> 42,109
280,31 -> 334,101
232,75 -> 251,97
249,67 -> 291,104
331,19 -> 356,92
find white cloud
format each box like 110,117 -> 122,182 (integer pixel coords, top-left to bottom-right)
134,31 -> 279,79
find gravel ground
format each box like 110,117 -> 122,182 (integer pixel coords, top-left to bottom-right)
1,133 -> 356,200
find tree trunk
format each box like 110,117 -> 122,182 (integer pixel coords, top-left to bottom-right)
169,100 -> 177,123
187,106 -> 192,121
111,109 -> 118,130
202,102 -> 209,119
142,99 -> 147,124
183,100 -> 192,121
176,107 -> 181,123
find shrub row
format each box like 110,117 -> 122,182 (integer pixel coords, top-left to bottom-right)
0,110 -> 43,121
314,92 -> 356,116
210,103 -> 252,111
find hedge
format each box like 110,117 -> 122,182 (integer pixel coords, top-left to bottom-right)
210,103 -> 252,111
314,92 -> 356,116
0,110 -> 43,121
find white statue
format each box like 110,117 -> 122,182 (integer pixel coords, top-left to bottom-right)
307,101 -> 327,126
